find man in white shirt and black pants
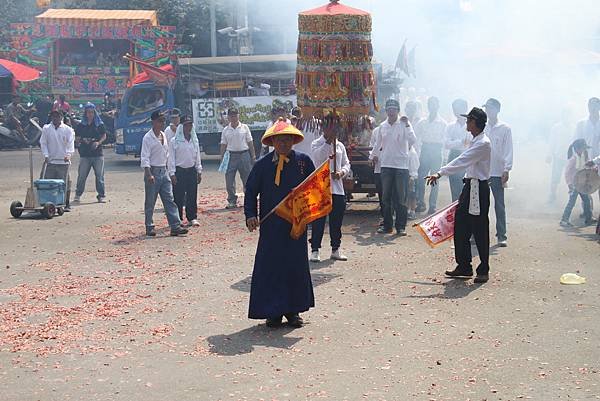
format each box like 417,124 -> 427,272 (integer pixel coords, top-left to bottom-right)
369,99 -> 417,236
426,107 -> 492,283
40,109 -> 75,211
444,99 -> 471,202
483,98 -> 513,247
310,117 -> 351,262
220,108 -> 256,209
141,111 -> 188,237
416,96 -> 447,215
168,115 -> 202,227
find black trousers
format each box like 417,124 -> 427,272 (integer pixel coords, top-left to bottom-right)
381,167 -> 409,231
310,194 -> 346,251
374,172 -> 383,217
454,179 -> 490,275
173,166 -> 198,222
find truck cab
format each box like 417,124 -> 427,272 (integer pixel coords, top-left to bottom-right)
114,82 -> 175,156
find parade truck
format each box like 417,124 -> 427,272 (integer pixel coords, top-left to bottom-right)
114,54 -> 297,156
180,54 -> 297,155
114,82 -> 176,155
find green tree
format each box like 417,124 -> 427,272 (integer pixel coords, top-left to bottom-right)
59,0 -> 229,56
0,0 -> 230,57
0,0 -> 38,42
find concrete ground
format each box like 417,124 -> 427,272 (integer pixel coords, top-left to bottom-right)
0,145 -> 598,401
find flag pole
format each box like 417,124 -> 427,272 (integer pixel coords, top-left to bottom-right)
258,159 -> 330,226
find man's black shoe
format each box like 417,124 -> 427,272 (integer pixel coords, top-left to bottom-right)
266,316 -> 283,328
377,227 -> 393,234
445,267 -> 473,277
170,226 -> 189,236
285,314 -> 304,328
474,274 -> 489,283
146,228 -> 156,237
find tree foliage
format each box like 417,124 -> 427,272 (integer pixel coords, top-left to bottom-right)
1,0 -> 229,56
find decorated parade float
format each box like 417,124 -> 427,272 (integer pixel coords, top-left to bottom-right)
0,8 -> 187,103
296,0 -> 379,199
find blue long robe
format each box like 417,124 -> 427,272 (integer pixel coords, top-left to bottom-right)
244,150 -> 316,319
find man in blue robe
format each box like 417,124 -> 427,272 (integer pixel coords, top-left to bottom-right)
244,119 -> 316,328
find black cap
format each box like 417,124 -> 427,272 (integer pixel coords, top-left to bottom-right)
150,110 -> 166,121
181,115 -> 193,125
461,107 -> 487,125
170,108 -> 181,117
50,109 -> 63,116
572,138 -> 591,149
385,99 -> 400,110
482,98 -> 501,111
227,108 -> 239,115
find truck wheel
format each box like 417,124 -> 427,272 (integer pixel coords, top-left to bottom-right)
42,202 -> 56,219
10,201 -> 23,218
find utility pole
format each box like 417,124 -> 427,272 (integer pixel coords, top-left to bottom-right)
210,0 -> 217,57
246,0 -> 254,55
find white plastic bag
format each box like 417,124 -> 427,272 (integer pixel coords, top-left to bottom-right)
218,151 -> 229,173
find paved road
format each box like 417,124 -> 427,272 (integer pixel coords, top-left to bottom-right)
0,146 -> 598,400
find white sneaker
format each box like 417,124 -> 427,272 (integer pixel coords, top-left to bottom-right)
189,219 -> 200,227
73,195 -> 81,203
331,249 -> 348,261
497,240 -> 508,247
310,250 -> 320,263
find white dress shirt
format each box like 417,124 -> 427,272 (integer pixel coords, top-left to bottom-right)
415,115 -> 447,145
40,122 -> 75,164
574,118 -> 600,159
293,122 -> 320,162
164,125 -> 177,145
445,120 -> 470,152
140,129 -> 168,168
311,136 -> 351,196
485,121 -> 513,177
369,118 -> 417,170
221,123 -> 253,152
439,132 -> 491,180
369,126 -> 382,173
168,137 -> 203,176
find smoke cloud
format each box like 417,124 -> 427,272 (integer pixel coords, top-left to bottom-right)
257,0 -> 599,137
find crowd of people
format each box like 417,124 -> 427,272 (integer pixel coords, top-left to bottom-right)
34,93 -> 600,328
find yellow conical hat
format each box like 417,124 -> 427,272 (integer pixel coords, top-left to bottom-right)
261,118 -> 304,146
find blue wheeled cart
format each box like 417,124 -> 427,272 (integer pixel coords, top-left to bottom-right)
10,147 -> 66,219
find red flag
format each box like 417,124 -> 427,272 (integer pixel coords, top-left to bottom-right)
413,201 -> 459,247
261,160 -> 333,239
124,54 -> 176,87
